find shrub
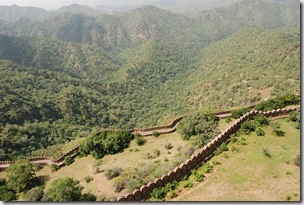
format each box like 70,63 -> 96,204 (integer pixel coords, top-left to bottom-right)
81,193 -> 96,201
150,187 -> 166,200
167,190 -> 178,198
152,131 -> 160,138
183,181 -> 193,188
220,143 -> 228,151
25,186 -> 44,201
194,172 -> 204,182
289,108 -> 300,129
0,186 -> 16,201
241,120 -> 256,134
230,146 -> 238,152
97,194 -> 116,201
84,176 -> 93,183
231,108 -> 250,119
104,167 -> 124,180
153,149 -> 161,157
177,112 -> 219,140
93,167 -> 100,174
143,152 -> 154,159
164,143 -> 173,150
262,148 -> 271,158
64,156 -> 74,166
256,127 -> 265,136
255,94 -> 299,111
113,178 -> 126,193
230,134 -> 237,143
237,137 -> 247,145
135,135 -> 146,146
79,131 -> 133,159
294,155 -> 300,166
202,162 -> 213,174
212,160 -> 221,165
50,164 -> 59,173
225,117 -> 232,123
271,122 -> 285,136
253,115 -> 270,126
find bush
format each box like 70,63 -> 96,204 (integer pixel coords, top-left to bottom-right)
255,127 -> 265,136
84,176 -> 93,183
25,186 -> 44,201
177,112 -> 219,140
150,187 -> 166,200
237,137 -> 247,145
255,94 -> 299,111
202,162 -> 213,174
164,143 -> 173,150
262,148 -> 271,158
81,193 -> 96,201
241,120 -> 256,134
271,122 -> 285,136
225,117 -> 232,123
104,167 -> 124,180
135,135 -> 146,146
93,167 -> 100,174
64,156 -> 74,166
97,194 -> 116,201
150,181 -> 179,200
294,155 -> 300,166
50,164 -> 59,173
231,108 -> 250,119
230,134 -> 237,143
253,115 -> 269,126
79,131 -> 133,159
220,143 -> 228,151
153,149 -> 161,157
152,131 -> 160,138
113,178 -> 126,193
0,186 -> 16,201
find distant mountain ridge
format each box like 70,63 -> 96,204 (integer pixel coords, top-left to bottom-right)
0,0 -> 300,160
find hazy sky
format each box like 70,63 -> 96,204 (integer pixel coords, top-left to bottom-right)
0,0 -> 159,10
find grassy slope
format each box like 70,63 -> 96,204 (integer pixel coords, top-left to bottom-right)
36,132 -> 187,198
172,118 -> 300,201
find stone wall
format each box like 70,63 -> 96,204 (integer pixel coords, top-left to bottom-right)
116,106 -> 299,201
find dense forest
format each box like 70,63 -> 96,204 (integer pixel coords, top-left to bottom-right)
0,0 -> 300,160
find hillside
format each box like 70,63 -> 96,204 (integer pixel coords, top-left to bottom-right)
0,0 -> 300,161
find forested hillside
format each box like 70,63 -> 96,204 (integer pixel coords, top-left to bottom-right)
0,0 -> 300,160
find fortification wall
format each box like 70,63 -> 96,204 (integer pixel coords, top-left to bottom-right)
116,106 -> 299,201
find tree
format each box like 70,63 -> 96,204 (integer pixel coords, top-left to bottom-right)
46,177 -> 82,201
0,186 -> 16,201
64,156 -> 74,166
24,186 -> 44,201
6,159 -> 35,193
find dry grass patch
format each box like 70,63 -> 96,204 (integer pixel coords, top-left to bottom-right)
35,131 -> 186,198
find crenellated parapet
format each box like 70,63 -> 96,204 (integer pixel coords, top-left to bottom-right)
116,105 -> 299,201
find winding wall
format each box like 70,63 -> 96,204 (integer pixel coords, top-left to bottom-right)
116,105 -> 300,201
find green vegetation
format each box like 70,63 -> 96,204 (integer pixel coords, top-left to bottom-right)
0,186 -> 16,201
289,108 -> 300,129
0,0 -> 300,201
0,0 -> 299,162
255,94 -> 299,112
6,160 -> 36,193
78,131 -> 133,159
64,156 -> 74,166
46,177 -> 82,201
171,118 -> 300,201
135,135 -> 147,146
177,113 -> 219,148
24,186 -> 44,201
